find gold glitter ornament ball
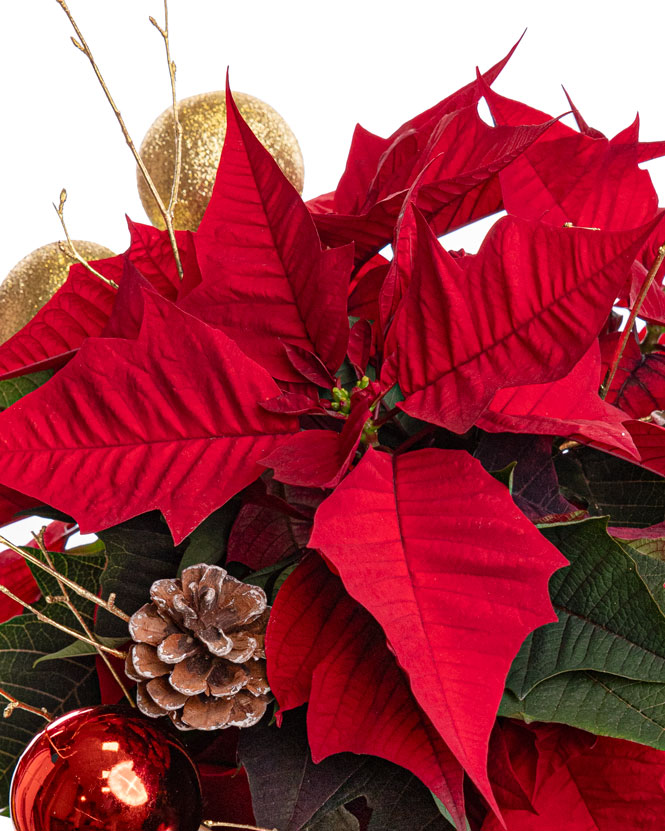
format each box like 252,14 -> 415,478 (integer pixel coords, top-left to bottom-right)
0,241 -> 114,345
137,90 -> 305,231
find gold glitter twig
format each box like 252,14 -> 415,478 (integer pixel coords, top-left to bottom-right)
0,534 -> 129,622
53,189 -> 118,289
150,0 -> 183,218
601,243 -> 665,399
53,0 -> 184,281
31,530 -> 135,708
0,584 -> 125,658
0,686 -> 52,722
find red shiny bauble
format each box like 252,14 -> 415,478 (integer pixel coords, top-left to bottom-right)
10,705 -> 202,831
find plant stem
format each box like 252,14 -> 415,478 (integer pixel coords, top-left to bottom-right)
54,0 -> 184,281
0,685 -> 52,722
54,189 -> 118,289
0,584 -> 125,658
0,535 -> 130,622
600,244 -> 665,399
32,532 -> 135,708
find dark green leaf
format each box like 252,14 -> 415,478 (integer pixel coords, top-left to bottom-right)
621,542 -> 665,613
0,371 -> 52,409
239,709 -> 367,831
489,462 -> 516,492
507,518 -> 665,699
499,670 -> 665,751
380,383 -> 405,411
239,708 -> 453,831
33,635 -> 127,666
307,807 -> 360,831
177,498 -> 241,575
95,513 -> 187,639
555,444 -> 665,527
432,796 -> 465,830
475,433 -> 574,520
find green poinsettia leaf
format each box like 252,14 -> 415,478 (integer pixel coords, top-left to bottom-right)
176,498 -> 241,576
238,708 -> 453,831
489,462 -> 516,492
621,543 -> 665,613
33,635 -> 128,666
556,445 -> 665,527
499,670 -> 665,750
432,796 -> 467,830
0,371 -> 52,410
506,517 -> 665,699
94,513 -> 187,639
307,807 -> 360,831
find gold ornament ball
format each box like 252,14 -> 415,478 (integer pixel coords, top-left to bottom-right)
0,241 -> 115,345
137,90 -> 305,232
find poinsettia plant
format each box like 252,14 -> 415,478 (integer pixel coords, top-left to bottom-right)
3,36 -> 665,830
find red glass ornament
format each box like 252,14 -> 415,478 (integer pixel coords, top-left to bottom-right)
10,705 -> 202,831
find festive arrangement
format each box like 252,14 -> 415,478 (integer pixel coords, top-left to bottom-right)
3,4 -> 665,829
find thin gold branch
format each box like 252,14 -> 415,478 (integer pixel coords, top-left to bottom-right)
601,243 -> 665,399
32,531 -> 135,708
53,189 -> 118,289
54,0 -> 184,281
0,686 -> 52,722
150,0 -> 183,217
0,584 -> 125,658
0,534 -> 130,622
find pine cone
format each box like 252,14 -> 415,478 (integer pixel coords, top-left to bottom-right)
127,564 -> 271,731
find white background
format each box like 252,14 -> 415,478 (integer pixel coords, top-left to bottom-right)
0,1 -> 664,825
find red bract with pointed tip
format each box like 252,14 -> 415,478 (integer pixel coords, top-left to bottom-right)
309,39 -> 526,264
180,81 -> 353,383
386,206 -> 656,433
308,447 -> 566,812
481,81 -> 665,231
266,553 -> 468,830
477,342 -> 638,456
0,222 -> 197,380
0,290 -> 299,544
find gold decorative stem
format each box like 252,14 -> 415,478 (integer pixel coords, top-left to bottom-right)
0,686 -> 52,722
54,189 -> 118,289
0,535 -> 130,622
54,0 -> 184,281
32,532 -> 135,708
0,584 -> 125,658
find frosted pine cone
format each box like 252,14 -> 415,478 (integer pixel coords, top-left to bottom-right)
127,564 -> 271,731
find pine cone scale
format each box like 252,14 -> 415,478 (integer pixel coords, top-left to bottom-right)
146,676 -> 189,710
169,651 -> 214,696
132,643 -> 171,679
157,632 -> 200,663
